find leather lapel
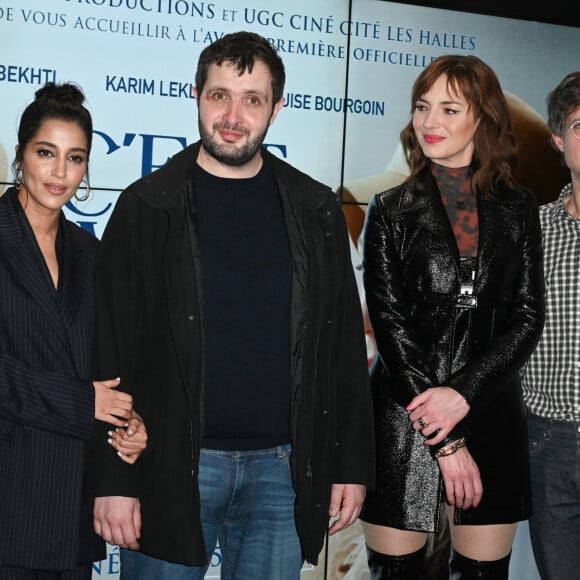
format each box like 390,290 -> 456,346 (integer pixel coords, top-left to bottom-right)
404,172 -> 461,265
476,192 -> 520,288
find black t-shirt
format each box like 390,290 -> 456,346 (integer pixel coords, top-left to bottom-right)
193,161 -> 293,450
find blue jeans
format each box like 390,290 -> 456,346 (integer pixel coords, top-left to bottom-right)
120,444 -> 303,580
527,412 -> 580,580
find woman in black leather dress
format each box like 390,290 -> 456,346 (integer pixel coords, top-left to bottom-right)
360,55 -> 545,579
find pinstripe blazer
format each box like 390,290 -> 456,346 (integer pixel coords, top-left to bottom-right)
0,188 -> 105,569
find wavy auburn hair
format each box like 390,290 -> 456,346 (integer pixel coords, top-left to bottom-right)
401,54 -> 518,195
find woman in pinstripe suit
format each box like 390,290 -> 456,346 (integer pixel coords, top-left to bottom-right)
0,83 -> 146,579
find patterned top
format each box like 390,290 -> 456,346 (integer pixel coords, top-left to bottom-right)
522,183 -> 580,421
432,163 -> 478,257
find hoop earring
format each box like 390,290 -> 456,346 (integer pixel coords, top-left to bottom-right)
75,177 -> 90,202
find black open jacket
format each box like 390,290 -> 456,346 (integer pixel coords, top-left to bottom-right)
87,142 -> 374,565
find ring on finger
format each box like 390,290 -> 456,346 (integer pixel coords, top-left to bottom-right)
418,417 -> 427,428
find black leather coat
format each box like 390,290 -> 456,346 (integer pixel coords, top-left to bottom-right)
360,168 -> 545,531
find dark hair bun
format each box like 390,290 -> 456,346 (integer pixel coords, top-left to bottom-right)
34,82 -> 86,106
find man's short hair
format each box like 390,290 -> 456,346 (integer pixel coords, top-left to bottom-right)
547,71 -> 580,136
195,31 -> 286,106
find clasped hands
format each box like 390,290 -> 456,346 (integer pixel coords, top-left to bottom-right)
93,378 -> 147,464
93,378 -> 147,550
406,386 -> 482,510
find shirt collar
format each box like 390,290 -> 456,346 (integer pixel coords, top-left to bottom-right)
549,182 -> 574,224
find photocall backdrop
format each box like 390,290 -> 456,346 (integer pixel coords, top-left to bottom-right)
1,1 -> 578,578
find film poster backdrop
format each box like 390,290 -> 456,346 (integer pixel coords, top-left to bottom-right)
1,0 -> 578,578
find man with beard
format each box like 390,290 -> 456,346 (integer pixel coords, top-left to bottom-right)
88,31 -> 374,579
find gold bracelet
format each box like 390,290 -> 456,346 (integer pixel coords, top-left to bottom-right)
435,437 -> 466,458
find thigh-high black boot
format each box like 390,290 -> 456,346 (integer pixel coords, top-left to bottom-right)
449,549 -> 511,579
366,543 -> 429,579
